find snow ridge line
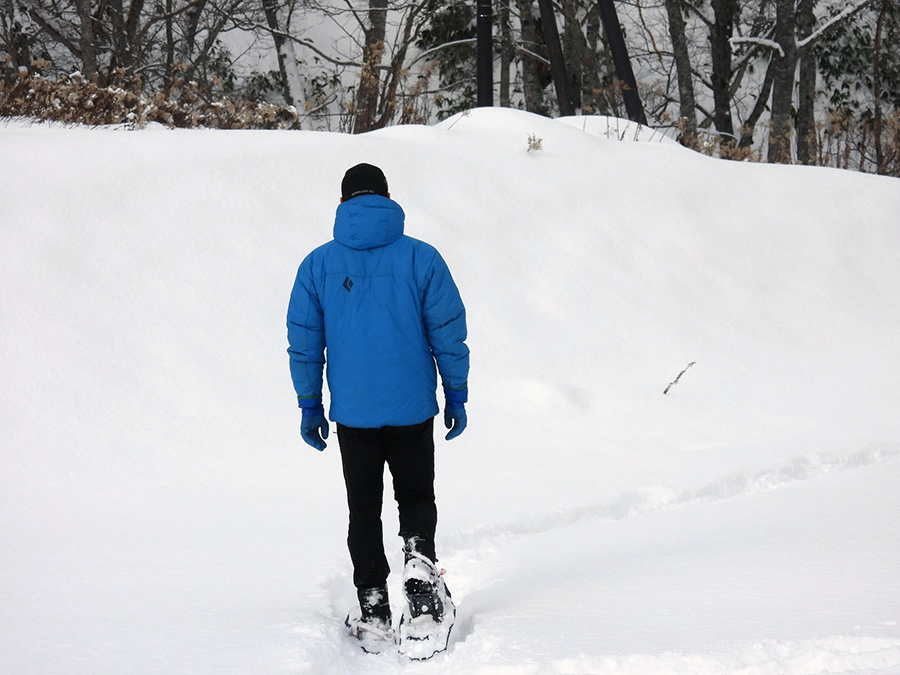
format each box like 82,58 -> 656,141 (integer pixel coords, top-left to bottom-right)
446,447 -> 900,548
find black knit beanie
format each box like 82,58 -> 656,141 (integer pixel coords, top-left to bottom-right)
341,163 -> 389,201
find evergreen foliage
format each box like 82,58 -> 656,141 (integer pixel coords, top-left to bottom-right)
816,0 -> 900,173
415,0 -> 476,119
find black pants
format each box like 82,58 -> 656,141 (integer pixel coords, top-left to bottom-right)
337,418 -> 437,590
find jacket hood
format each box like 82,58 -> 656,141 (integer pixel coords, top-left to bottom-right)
333,194 -> 405,250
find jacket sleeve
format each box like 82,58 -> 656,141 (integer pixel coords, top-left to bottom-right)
287,256 -> 326,407
422,250 -> 469,397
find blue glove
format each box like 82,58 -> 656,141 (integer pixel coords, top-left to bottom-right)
300,403 -> 329,451
443,385 -> 468,441
444,402 -> 466,440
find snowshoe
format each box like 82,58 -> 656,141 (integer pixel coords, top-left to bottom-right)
398,551 -> 455,660
344,609 -> 395,654
345,586 -> 395,654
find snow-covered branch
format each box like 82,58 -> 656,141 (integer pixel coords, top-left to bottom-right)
730,37 -> 785,58
408,38 -> 477,67
729,0 -> 872,60
730,29 -> 776,74
797,0 -> 873,49
516,45 -> 551,67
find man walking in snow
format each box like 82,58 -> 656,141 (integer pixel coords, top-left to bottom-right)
286,163 -> 469,654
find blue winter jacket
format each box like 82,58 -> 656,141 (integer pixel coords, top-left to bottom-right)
287,194 -> 469,428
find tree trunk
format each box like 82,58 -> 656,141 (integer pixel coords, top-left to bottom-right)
515,0 -> 547,115
664,0 -> 697,145
768,0 -> 797,164
582,4 -> 609,114
280,39 -> 305,113
3,2 -> 33,78
183,0 -> 208,63
500,0 -> 512,107
125,0 -> 144,52
537,0 -> 574,115
872,0 -> 888,174
375,2 -> 423,128
560,0 -> 583,111
74,0 -> 98,77
796,0 -> 817,165
353,0 -> 387,133
262,0 -> 295,106
165,0 -> 175,85
709,0 -> 736,140
476,0 -> 492,106
597,0 -> 646,124
181,7 -> 231,84
107,0 -> 138,72
738,52 -> 776,148
107,0 -> 125,69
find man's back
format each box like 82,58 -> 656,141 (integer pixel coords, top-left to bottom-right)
287,194 -> 468,428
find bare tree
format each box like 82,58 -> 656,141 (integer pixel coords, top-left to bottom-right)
20,0 -> 251,89
499,0 -> 512,106
795,0 -> 817,164
374,0 -> 431,126
353,0 -> 387,132
710,0 -> 737,141
559,0 -> 582,110
73,0 -> 98,76
261,0 -> 307,108
872,0 -> 889,173
768,0 -> 796,163
537,0 -> 573,115
663,0 -> 697,143
1,0 -> 33,79
581,2 -> 608,115
737,53 -> 776,149
515,0 -> 548,114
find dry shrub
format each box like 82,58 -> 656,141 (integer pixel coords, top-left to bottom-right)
876,111 -> 900,177
0,72 -> 298,130
817,108 -> 900,177
717,141 -> 758,162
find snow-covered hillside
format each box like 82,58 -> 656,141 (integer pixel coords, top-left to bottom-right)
2,109 -> 900,674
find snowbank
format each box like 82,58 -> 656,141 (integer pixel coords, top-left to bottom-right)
2,109 -> 899,674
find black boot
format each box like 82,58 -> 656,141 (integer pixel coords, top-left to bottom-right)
345,584 -> 394,652
403,536 -> 436,565
358,585 -> 392,628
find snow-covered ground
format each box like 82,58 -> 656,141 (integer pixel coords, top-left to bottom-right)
2,109 -> 899,674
